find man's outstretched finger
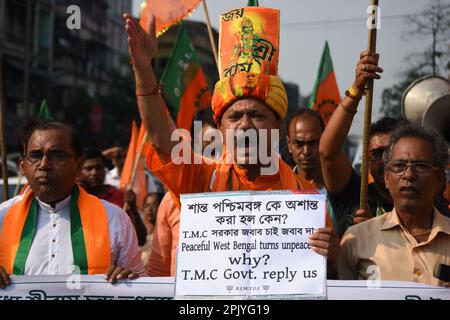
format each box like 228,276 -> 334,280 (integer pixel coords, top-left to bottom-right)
147,14 -> 157,38
124,14 -> 139,28
125,22 -> 136,35
123,14 -> 138,26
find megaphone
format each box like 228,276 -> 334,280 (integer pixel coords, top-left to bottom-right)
401,75 -> 450,146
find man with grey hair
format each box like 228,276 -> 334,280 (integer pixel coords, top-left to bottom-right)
337,125 -> 450,286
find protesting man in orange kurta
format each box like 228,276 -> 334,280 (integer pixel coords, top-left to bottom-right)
123,9 -> 341,272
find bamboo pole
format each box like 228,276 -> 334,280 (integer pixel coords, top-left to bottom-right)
359,0 -> 379,209
200,0 -> 220,75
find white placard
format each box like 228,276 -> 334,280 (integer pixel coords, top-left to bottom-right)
176,191 -> 327,298
0,275 -> 174,300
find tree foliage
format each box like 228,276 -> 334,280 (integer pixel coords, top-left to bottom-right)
380,0 -> 450,118
403,0 -> 450,76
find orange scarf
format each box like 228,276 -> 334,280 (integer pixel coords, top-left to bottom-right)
211,151 -> 332,228
211,151 -> 314,192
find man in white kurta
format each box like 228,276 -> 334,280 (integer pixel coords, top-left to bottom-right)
0,121 -> 145,289
0,192 -> 145,276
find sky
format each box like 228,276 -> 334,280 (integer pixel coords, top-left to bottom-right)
132,0 -> 433,137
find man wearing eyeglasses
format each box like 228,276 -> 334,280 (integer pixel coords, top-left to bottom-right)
0,121 -> 146,289
337,125 -> 450,286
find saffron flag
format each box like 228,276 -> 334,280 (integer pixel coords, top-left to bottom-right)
308,41 -> 341,126
120,122 -> 150,210
120,121 -> 138,191
137,123 -> 152,159
133,123 -> 150,209
160,23 -> 211,131
37,99 -> 53,120
139,0 -> 200,36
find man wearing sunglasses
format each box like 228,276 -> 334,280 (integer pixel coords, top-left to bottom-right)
0,121 -> 146,289
337,125 -> 450,286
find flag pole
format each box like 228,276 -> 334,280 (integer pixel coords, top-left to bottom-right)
0,52 -> 9,201
123,131 -> 148,212
200,0 -> 220,75
359,0 -> 379,209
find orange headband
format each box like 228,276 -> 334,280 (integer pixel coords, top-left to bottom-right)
211,72 -> 288,123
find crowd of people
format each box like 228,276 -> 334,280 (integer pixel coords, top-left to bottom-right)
0,11 -> 449,290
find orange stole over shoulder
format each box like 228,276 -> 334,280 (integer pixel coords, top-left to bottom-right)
211,151 -> 333,228
0,186 -> 111,274
211,151 -> 309,192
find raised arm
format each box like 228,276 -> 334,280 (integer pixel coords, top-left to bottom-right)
124,13 -> 176,164
319,51 -> 382,194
